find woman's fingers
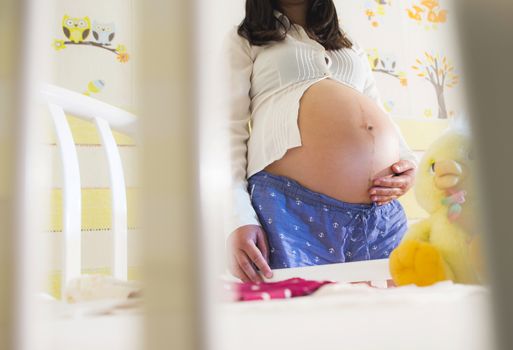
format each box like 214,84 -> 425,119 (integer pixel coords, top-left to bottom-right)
373,170 -> 415,189
255,230 -> 269,261
227,225 -> 274,282
369,161 -> 417,203
233,263 -> 251,282
369,187 -> 403,197
372,195 -> 397,203
392,159 -> 416,174
236,250 -> 262,282
227,251 -> 250,282
245,240 -> 273,279
368,186 -> 402,203
373,175 -> 409,188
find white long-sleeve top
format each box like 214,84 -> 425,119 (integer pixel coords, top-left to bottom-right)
222,9 -> 417,236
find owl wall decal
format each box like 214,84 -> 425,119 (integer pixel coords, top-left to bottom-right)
379,54 -> 398,73
92,21 -> 116,46
62,15 -> 91,43
55,15 -> 128,63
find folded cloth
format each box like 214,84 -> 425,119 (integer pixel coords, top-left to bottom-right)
64,275 -> 142,303
229,277 -> 334,302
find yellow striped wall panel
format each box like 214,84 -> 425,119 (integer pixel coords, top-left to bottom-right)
395,118 -> 450,151
45,115 -> 136,146
49,188 -> 139,232
49,145 -> 139,188
67,115 -> 136,145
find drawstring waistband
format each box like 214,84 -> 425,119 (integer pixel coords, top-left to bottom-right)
248,170 -> 393,214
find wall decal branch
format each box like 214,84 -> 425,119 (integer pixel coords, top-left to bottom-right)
53,15 -> 130,63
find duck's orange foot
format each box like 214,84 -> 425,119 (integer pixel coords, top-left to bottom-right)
389,239 -> 449,287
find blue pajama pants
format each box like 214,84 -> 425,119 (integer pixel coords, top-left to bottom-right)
248,171 -> 408,269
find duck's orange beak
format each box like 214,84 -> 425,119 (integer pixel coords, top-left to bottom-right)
434,159 -> 463,189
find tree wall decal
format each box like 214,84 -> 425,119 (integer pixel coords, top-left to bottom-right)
412,52 -> 459,119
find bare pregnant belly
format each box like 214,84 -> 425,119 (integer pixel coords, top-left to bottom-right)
264,78 -> 400,204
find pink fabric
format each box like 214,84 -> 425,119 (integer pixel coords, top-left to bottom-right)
229,278 -> 334,302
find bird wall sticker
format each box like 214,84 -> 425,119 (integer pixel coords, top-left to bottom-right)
83,79 -> 106,96
92,21 -> 116,46
366,48 -> 408,87
62,15 -> 91,43
53,15 -> 129,63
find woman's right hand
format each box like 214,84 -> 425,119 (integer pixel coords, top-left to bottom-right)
227,225 -> 273,282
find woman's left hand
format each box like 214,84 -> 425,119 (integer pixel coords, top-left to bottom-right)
368,159 -> 416,205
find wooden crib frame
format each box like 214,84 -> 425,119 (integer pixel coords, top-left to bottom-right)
41,84 -> 138,294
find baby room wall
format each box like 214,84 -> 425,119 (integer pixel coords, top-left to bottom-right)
334,0 -> 467,221
44,0 -> 139,297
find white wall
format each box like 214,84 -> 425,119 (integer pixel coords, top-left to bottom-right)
214,1 -> 467,120
49,0 -> 135,110
336,0 -> 466,120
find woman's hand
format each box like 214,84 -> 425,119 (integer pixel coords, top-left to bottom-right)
369,159 -> 416,205
227,225 -> 273,282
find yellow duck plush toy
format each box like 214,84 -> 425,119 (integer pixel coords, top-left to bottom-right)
389,124 -> 483,286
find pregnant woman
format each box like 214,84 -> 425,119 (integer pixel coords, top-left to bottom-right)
225,0 -> 418,282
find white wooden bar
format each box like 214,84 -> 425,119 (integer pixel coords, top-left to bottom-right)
0,2 -> 21,349
41,84 -> 138,137
136,1 -> 203,350
267,259 -> 391,285
49,103 -> 82,291
456,2 -> 513,350
94,117 -> 128,280
2,0 -> 56,348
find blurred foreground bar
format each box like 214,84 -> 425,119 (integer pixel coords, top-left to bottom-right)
456,1 -> 513,350
136,1 -> 203,350
0,0 -> 23,349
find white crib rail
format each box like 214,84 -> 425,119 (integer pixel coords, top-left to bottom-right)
48,103 -> 82,290
42,84 -> 137,293
94,117 -> 128,280
42,84 -> 137,137
267,259 -> 391,287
